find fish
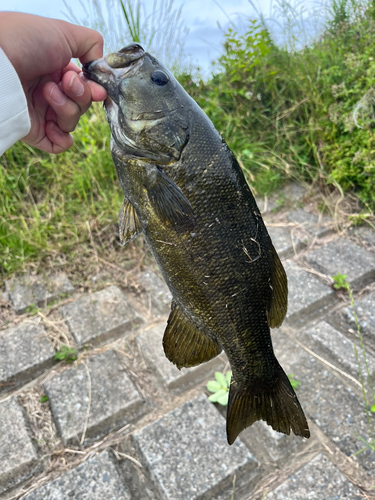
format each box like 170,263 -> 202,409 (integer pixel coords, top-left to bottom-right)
83,43 -> 310,444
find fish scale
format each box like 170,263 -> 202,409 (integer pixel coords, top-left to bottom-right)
83,43 -> 310,444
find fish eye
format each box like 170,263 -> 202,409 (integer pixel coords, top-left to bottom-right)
150,70 -> 169,86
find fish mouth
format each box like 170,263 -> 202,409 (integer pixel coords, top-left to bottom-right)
83,43 -> 145,99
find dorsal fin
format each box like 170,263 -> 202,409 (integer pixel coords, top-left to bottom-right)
163,302 -> 222,369
267,244 -> 288,328
119,198 -> 142,246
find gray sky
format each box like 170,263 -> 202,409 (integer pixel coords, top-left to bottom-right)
1,0 -> 328,73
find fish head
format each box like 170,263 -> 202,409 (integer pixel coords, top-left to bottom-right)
83,44 -> 189,163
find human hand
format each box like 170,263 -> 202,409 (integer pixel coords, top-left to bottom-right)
0,12 -> 107,153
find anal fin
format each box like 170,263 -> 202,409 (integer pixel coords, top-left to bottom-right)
163,303 -> 221,369
119,198 -> 142,246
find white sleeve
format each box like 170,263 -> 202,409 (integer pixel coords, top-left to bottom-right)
0,47 -> 31,156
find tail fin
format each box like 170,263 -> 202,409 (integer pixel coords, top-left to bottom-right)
226,368 -> 310,445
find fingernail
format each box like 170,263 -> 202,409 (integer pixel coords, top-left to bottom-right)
69,74 -> 84,96
50,84 -> 66,105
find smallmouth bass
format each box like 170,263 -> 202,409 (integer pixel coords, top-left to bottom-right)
83,44 -> 310,444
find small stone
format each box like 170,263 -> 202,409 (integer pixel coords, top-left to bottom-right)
267,226 -> 304,259
44,350 -> 143,445
136,323 -> 224,389
342,291 -> 375,347
274,332 -> 374,475
283,260 -> 335,323
297,321 -> 375,380
0,319 -> 55,393
22,450 -> 131,500
132,394 -> 257,500
137,271 -> 172,316
287,209 -> 334,239
266,453 -> 362,499
304,238 -> 375,287
5,273 -> 74,315
60,286 -> 143,346
0,398 -> 39,493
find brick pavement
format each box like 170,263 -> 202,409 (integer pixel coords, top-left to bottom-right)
0,184 -> 374,499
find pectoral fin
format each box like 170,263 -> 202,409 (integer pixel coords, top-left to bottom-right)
147,170 -> 195,231
163,302 -> 221,369
267,244 -> 288,328
119,198 -> 142,246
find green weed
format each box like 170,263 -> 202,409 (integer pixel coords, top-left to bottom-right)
54,345 -> 78,364
207,371 -> 231,406
332,273 -> 350,290
25,303 -> 40,315
288,374 -> 301,390
40,395 -> 49,403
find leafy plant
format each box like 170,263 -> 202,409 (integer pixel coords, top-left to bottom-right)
332,273 -> 350,290
207,371 -> 232,406
288,374 -> 301,390
54,345 -> 78,364
25,303 -> 40,315
40,395 -> 49,403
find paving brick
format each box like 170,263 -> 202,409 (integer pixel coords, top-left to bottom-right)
239,420 -> 303,463
60,285 -> 143,346
297,321 -> 375,381
274,331 -> 374,475
287,209 -> 334,238
354,225 -> 375,249
281,182 -> 307,203
266,453 -> 362,499
257,196 -> 277,214
137,271 -> 172,316
22,450 -> 131,500
283,260 -> 335,324
136,323 -> 224,390
0,398 -> 39,493
304,238 -> 375,287
132,394 -> 257,500
0,319 -> 55,393
341,291 -> 375,347
44,350 -> 143,445
267,226 -> 304,259
5,273 -> 74,315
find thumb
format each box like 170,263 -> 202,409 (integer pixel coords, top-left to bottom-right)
58,19 -> 104,64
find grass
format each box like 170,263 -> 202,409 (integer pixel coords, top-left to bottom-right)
63,0 -> 189,72
0,103 -> 124,280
